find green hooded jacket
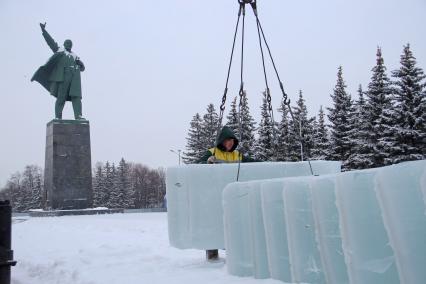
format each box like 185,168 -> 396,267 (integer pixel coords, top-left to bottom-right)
199,126 -> 255,163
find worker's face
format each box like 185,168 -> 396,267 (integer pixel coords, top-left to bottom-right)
223,138 -> 235,152
64,39 -> 73,52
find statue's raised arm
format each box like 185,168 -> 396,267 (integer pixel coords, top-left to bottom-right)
40,23 -> 59,53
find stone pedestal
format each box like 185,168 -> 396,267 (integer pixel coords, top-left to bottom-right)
44,119 -> 93,210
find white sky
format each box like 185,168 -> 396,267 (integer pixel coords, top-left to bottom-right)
1,0 -> 425,187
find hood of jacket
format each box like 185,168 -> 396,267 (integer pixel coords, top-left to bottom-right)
216,126 -> 239,152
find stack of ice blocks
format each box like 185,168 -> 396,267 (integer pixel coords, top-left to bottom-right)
222,160 -> 426,284
166,161 -> 341,250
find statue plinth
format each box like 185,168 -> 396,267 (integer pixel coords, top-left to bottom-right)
44,119 -> 93,209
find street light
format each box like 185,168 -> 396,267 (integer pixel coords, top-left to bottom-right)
170,149 -> 182,165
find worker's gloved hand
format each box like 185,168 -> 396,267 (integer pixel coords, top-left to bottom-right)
207,156 -> 217,164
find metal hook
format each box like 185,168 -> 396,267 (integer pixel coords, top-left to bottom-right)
238,0 -> 255,4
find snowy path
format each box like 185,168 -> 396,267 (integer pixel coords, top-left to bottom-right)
12,213 -> 285,284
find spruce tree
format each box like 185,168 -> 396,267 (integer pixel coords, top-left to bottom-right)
201,103 -> 220,150
92,163 -> 104,207
20,166 -> 33,210
108,163 -> 122,208
182,113 -> 205,164
390,44 -> 426,163
31,169 -> 43,209
254,91 -> 275,161
116,158 -> 133,208
347,85 -> 374,169
226,96 -> 239,137
238,91 -> 257,157
365,48 -> 394,167
290,90 -> 315,161
311,106 -> 330,160
276,100 -> 291,161
110,167 -> 124,208
20,165 -> 43,210
286,110 -> 301,162
103,162 -> 115,208
327,67 -> 355,169
18,165 -> 43,210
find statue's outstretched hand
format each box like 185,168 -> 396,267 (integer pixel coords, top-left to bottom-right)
40,22 -> 46,30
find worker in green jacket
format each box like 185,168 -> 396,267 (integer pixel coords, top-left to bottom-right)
200,126 -> 255,261
199,126 -> 255,164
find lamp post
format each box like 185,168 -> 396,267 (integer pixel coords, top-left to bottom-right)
170,149 -> 182,165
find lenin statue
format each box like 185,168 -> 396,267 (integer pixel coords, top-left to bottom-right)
31,23 -> 86,120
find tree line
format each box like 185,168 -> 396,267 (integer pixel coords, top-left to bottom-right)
92,158 -> 166,209
0,158 -> 166,212
183,44 -> 426,170
0,165 -> 43,212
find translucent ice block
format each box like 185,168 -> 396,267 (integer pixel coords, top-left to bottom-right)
375,160 -> 426,284
220,160 -> 425,283
260,180 -> 291,282
335,169 -> 400,284
223,180 -> 270,278
167,161 -> 340,250
310,176 -> 349,284
283,178 -> 326,284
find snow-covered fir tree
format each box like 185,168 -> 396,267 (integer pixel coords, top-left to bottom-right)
108,163 -> 121,208
20,167 -> 34,209
238,91 -> 257,157
182,113 -> 204,164
109,158 -> 133,208
226,96 -> 239,137
347,85 -> 374,169
290,90 -> 316,161
109,161 -> 125,208
117,158 -> 134,208
254,91 -> 275,161
311,106 -> 330,160
32,170 -> 43,209
102,162 -> 115,207
389,44 -> 426,163
22,165 -> 43,210
92,163 -> 104,207
365,48 -> 394,167
276,100 -> 291,161
286,112 -> 301,162
201,103 -> 220,150
327,66 -> 355,170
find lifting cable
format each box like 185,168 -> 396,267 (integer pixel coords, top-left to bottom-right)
217,2 -> 244,136
236,2 -> 246,181
251,2 -> 315,176
217,0 -> 315,179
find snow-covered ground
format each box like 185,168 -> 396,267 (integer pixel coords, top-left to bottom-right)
12,213 -> 284,284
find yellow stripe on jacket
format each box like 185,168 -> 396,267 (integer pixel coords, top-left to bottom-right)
209,147 -> 242,163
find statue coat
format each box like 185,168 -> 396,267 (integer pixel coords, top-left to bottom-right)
31,30 -> 84,101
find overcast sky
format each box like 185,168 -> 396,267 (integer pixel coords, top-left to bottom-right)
1,0 -> 425,187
